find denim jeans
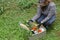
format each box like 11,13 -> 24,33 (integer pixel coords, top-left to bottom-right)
36,15 -> 56,26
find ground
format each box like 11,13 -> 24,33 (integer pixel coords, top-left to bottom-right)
0,0 -> 60,40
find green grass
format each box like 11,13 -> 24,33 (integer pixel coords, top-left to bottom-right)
0,0 -> 60,40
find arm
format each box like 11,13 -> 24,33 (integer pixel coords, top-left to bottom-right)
32,4 -> 41,22
41,5 -> 56,23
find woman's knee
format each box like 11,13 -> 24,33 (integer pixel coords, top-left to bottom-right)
45,21 -> 52,26
45,16 -> 56,26
36,19 -> 41,24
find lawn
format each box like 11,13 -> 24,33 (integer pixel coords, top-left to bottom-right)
0,0 -> 60,40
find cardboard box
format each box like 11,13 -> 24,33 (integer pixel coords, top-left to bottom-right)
29,26 -> 46,40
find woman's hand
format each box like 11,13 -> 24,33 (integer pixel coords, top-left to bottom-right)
28,20 -> 33,25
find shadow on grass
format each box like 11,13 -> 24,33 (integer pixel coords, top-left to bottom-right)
47,24 -> 55,34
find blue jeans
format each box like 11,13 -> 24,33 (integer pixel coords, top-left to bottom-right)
36,15 -> 56,26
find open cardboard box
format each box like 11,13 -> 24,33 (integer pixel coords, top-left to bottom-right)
29,26 -> 46,40
20,23 -> 46,40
